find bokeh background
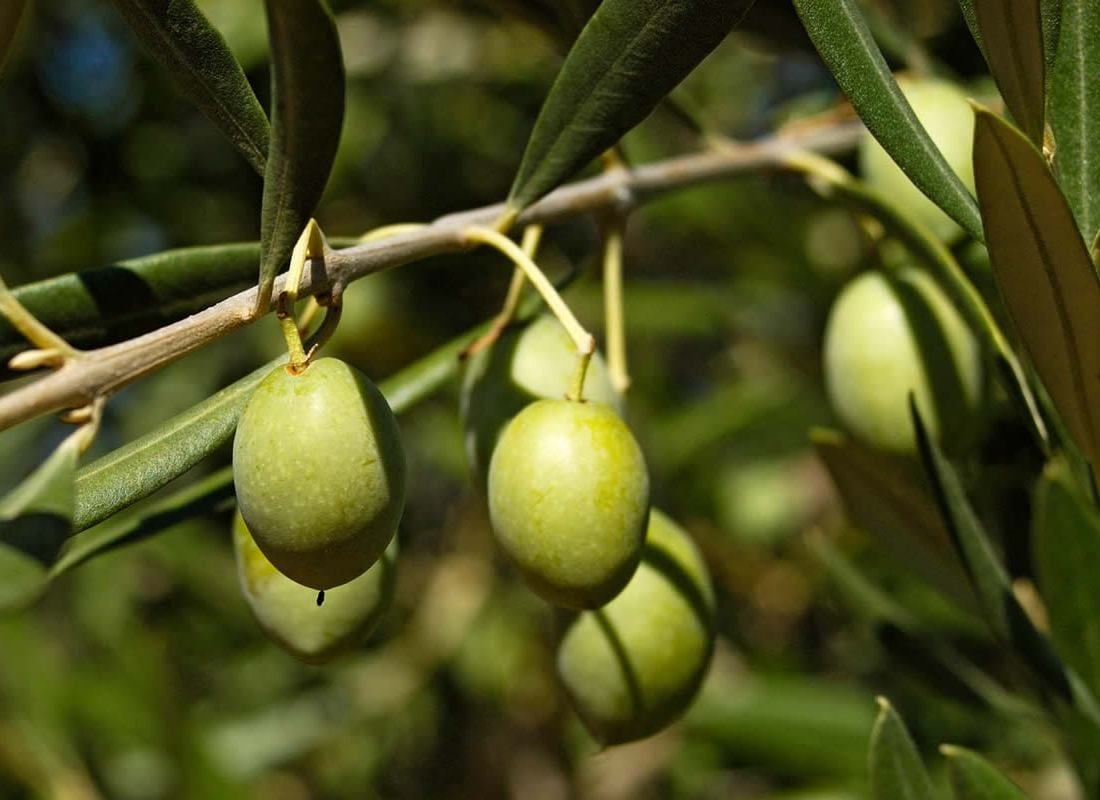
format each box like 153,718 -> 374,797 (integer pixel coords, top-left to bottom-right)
0,1 -> 1073,798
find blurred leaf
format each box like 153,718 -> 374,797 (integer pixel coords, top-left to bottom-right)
792,0 -> 983,240
973,0 -> 1046,146
911,400 -> 1072,699
0,435 -> 80,611
868,698 -> 939,800
942,746 -> 1028,800
1049,0 -> 1100,242
973,109 -> 1100,469
811,428 -> 977,613
0,0 -> 26,75
256,0 -> 345,313
110,0 -> 270,174
1033,459 -> 1100,699
506,0 -> 757,213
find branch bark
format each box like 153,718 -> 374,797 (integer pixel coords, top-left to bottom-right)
0,118 -> 863,432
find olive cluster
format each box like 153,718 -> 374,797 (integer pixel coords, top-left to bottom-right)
230,314 -> 717,746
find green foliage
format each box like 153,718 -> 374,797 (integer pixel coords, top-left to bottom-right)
973,0 -> 1047,146
868,699 -> 939,800
943,745 -> 1030,800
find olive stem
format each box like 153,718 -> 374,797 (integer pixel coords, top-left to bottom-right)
568,349 -> 594,403
461,226 -> 595,364
278,220 -> 328,373
601,218 -> 630,395
0,272 -> 79,363
358,223 -> 428,244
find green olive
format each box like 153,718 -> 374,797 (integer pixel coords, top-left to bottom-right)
460,313 -> 620,486
233,357 -> 406,590
859,78 -> 976,242
487,398 -> 649,609
233,512 -> 396,665
823,268 -> 983,455
556,509 -> 716,745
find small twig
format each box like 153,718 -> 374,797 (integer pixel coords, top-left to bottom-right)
0,117 -> 864,432
600,217 -> 630,395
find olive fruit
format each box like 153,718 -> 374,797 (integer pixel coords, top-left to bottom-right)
556,509 -> 716,745
859,78 -> 976,242
233,357 -> 406,590
233,513 -> 396,665
460,313 -> 620,486
823,268 -> 983,455
487,398 -> 649,609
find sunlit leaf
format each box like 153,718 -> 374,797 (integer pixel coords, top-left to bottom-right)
0,0 -> 27,75
1049,0 -> 1100,242
868,698 -> 939,800
110,0 -> 270,174
973,109 -> 1100,469
792,0 -> 983,240
256,0 -> 345,313
1033,459 -> 1100,699
506,0 -> 757,213
943,745 -> 1029,800
974,0 -> 1046,145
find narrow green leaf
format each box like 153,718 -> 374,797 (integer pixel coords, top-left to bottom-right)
942,746 -> 1028,800
110,0 -> 269,175
868,698 -> 939,800
911,400 -> 1071,699
960,0 -> 1062,73
0,0 -> 27,75
256,0 -> 345,313
1049,0 -> 1100,242
973,109 -> 1100,469
1033,459 -> 1100,699
506,0 -> 757,213
811,428 -> 978,613
974,0 -> 1046,146
792,0 -> 984,240
0,435 -> 80,610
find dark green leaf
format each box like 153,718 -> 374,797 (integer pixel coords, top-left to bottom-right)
911,400 -> 1071,699
960,0 -> 1062,72
811,428 -> 978,613
868,698 -> 939,800
1033,459 -> 1100,699
0,0 -> 27,75
110,0 -> 269,174
1049,0 -> 1100,242
973,109 -> 1100,469
256,0 -> 345,313
792,0 -> 984,240
506,0 -> 757,213
0,435 -> 79,611
942,745 -> 1029,800
974,0 -> 1046,145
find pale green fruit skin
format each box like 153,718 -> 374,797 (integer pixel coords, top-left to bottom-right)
233,513 -> 396,665
556,509 -> 716,745
487,398 -> 649,609
824,268 -> 983,455
859,78 -> 976,242
233,357 -> 406,590
460,313 -> 620,486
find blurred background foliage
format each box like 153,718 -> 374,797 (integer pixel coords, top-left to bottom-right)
0,0 -> 1075,798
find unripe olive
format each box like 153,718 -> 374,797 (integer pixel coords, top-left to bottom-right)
233,357 -> 406,590
556,509 -> 716,745
859,78 -> 976,242
460,313 -> 620,486
233,512 -> 396,665
487,398 -> 649,609
823,268 -> 983,455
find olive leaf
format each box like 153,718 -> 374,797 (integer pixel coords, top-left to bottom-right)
110,0 -> 270,175
911,399 -> 1072,700
0,0 -> 27,75
973,0 -> 1047,146
973,109 -> 1100,470
1033,459 -> 1100,700
506,0 -> 758,214
255,0 -> 345,314
868,698 -> 940,800
942,745 -> 1029,800
959,0 -> 1062,74
0,434 -> 80,611
1049,0 -> 1100,242
792,0 -> 984,241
